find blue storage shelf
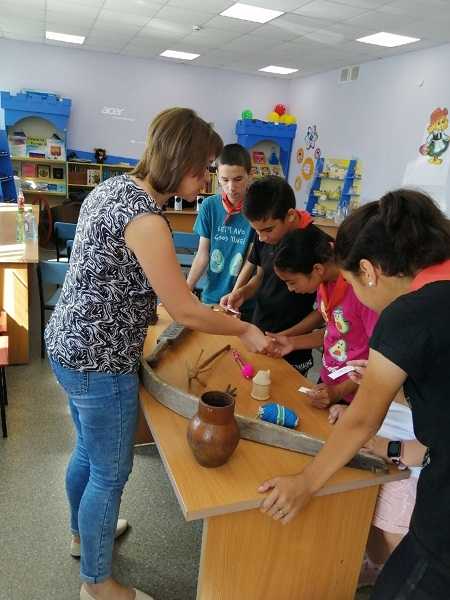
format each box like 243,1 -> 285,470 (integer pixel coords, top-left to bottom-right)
306,158 -> 359,215
0,129 -> 17,202
235,119 -> 297,179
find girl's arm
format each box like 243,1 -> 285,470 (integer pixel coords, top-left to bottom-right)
258,349 -> 406,523
125,214 -> 271,352
275,309 -> 324,337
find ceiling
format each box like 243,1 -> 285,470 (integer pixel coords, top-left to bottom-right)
1,0 -> 449,79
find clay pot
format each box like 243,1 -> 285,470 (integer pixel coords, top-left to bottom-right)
187,391 -> 240,468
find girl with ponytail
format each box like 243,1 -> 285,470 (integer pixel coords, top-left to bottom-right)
259,189 -> 450,600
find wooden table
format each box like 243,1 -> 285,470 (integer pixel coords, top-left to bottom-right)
163,208 -> 339,240
0,203 -> 39,363
139,310 -> 407,599
164,209 -> 198,233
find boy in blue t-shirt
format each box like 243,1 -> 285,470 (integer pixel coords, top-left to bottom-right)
187,144 -> 254,308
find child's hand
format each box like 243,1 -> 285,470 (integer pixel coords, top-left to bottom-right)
258,474 -> 314,524
362,435 -> 389,460
328,404 -> 347,424
264,332 -> 293,357
347,359 -> 368,385
308,383 -> 337,409
220,289 -> 244,311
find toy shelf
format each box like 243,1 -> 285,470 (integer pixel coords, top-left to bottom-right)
235,119 -> 297,179
11,156 -> 66,165
0,129 -> 17,202
306,157 -> 362,217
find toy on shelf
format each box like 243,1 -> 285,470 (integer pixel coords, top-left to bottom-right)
257,403 -> 299,429
231,349 -> 255,380
306,156 -> 362,218
95,148 -> 107,164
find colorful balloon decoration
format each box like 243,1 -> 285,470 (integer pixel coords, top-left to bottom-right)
241,109 -> 253,120
266,111 -> 280,123
281,114 -> 297,124
274,103 -> 287,116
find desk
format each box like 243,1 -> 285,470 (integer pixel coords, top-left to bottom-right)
164,208 -> 339,240
140,311 -> 406,599
0,203 -> 39,364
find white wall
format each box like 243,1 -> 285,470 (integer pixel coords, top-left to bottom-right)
287,43 -> 450,212
0,38 -> 289,160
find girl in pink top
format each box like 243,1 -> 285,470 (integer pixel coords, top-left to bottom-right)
270,226 -> 378,407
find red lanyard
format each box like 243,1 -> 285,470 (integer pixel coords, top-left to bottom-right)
319,274 -> 349,322
410,259 -> 450,291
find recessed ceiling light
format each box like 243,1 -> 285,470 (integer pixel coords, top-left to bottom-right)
46,31 -> 85,44
220,3 -> 283,24
356,31 -> 420,47
160,50 -> 200,60
259,65 -> 298,75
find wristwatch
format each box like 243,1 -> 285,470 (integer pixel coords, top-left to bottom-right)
387,440 -> 403,465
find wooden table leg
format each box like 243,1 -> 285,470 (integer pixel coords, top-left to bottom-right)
197,486 -> 378,600
0,263 -> 30,364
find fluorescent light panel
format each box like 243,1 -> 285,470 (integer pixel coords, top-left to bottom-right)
160,50 -> 200,60
221,3 -> 283,24
356,31 -> 420,47
259,65 -> 298,75
46,31 -> 85,44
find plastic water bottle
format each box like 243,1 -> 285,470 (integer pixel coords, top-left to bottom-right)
16,206 -> 25,242
24,208 -> 38,241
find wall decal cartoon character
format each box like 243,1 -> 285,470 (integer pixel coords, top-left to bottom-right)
419,107 -> 449,165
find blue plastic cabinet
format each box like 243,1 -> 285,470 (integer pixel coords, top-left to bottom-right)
235,119 -> 297,179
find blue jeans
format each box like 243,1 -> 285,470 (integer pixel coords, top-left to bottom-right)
49,358 -> 139,583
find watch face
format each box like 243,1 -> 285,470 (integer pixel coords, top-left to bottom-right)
388,440 -> 402,458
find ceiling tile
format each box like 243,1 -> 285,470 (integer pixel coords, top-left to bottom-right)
141,18 -> 193,37
46,0 -> 104,6
150,5 -> 216,26
102,0 -> 164,16
181,29 -> 242,48
273,13 -> 337,36
243,0 -> 312,9
0,16 -> 44,33
4,31 -> 44,42
250,22 -> 303,42
346,9 -> 419,29
96,9 -> 151,27
167,0 -> 234,11
219,34 -> 280,53
380,0 -> 450,16
293,1 -> 369,20
0,2 -> 44,20
204,15 -> 262,34
330,0 -> 392,7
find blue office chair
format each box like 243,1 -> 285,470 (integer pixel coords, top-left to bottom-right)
53,221 -> 76,261
37,261 -> 69,358
66,239 -> 74,261
172,231 -> 199,267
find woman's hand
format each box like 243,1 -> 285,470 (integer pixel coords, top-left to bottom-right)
362,435 -> 389,460
258,474 -> 314,524
239,323 -> 275,354
347,359 -> 368,385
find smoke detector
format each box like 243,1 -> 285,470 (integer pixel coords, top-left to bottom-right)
192,25 -> 201,32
